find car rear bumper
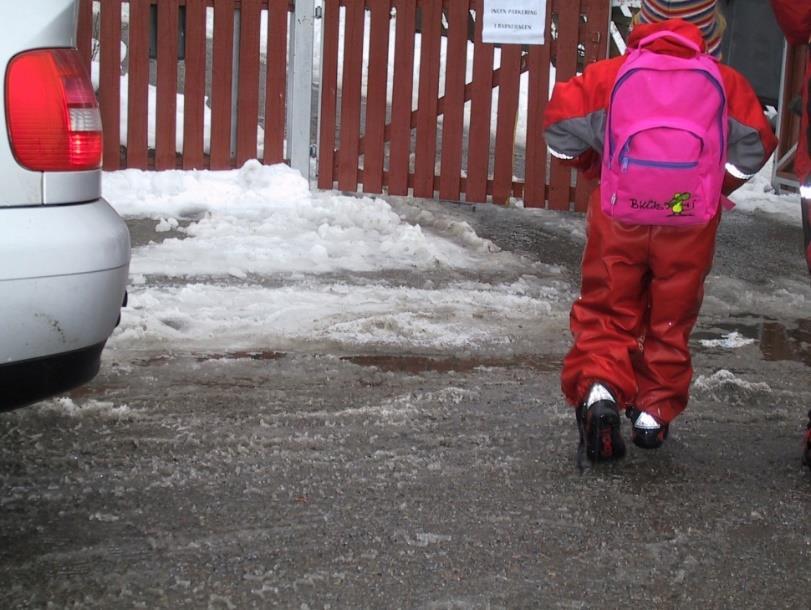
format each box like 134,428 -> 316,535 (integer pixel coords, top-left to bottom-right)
0,199 -> 130,365
0,341 -> 106,410
0,198 -> 130,280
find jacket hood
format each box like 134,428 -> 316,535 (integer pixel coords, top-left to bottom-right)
627,19 -> 708,57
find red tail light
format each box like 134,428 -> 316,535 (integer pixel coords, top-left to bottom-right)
5,49 -> 102,171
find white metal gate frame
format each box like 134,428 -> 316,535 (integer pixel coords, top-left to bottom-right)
289,0 -> 316,178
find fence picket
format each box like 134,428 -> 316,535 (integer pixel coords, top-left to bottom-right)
573,0 -> 610,211
362,0 -> 392,194
211,0 -> 235,169
183,0 -> 207,169
548,0 -> 581,210
413,0 -> 443,199
99,0 -> 122,170
337,1 -> 365,192
265,0 -> 289,165
317,0 -> 340,187
523,0 -> 553,208
492,45 -> 522,205
155,0 -> 180,170
438,0 -> 470,202
466,0 -> 494,203
126,0 -> 149,169
236,0 -> 262,166
76,0 -> 93,73
388,0 -> 417,196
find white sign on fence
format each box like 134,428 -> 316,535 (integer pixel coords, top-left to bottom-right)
482,0 -> 547,45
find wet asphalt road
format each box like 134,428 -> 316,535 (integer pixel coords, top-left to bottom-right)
1,201 -> 810,608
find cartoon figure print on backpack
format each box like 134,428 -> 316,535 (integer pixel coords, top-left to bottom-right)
543,1 -> 777,468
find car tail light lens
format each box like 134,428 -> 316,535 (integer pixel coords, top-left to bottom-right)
5,49 -> 102,171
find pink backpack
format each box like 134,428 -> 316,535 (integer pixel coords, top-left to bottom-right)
601,31 -> 729,226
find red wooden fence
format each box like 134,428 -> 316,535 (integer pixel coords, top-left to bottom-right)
83,0 -> 611,211
774,43 -> 808,192
317,0 -> 610,210
77,0 -> 294,171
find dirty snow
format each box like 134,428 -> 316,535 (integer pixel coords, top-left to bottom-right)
693,369 -> 772,394
703,276 -> 810,318
110,280 -> 553,352
698,332 -> 756,349
39,397 -> 135,419
102,151 -> 808,355
103,164 -> 561,353
105,162 -> 502,277
93,1 -> 803,354
728,160 -> 803,227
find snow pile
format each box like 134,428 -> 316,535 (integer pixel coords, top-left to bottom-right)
105,161 -> 504,278
40,398 -> 135,419
692,369 -> 772,404
704,277 -> 811,318
111,279 -> 553,352
103,162 -> 563,353
699,332 -> 755,349
89,512 -> 121,523
105,160 -> 309,219
728,160 -> 802,227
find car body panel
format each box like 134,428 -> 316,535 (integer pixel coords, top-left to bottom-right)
0,199 -> 129,281
0,0 -> 131,407
42,170 -> 101,204
0,196 -> 129,368
0,266 -> 128,364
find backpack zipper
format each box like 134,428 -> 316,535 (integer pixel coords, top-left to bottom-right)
621,157 -> 699,172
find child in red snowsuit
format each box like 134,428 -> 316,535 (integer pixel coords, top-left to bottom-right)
771,0 -> 811,275
769,0 -> 811,467
543,14 -> 777,463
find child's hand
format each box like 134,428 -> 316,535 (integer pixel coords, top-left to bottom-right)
563,149 -> 601,180
722,172 -> 747,196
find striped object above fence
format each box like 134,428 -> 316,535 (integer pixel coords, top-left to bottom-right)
317,0 -> 610,210
76,0 -> 295,171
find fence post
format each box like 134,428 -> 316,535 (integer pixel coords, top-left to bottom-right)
288,0 -> 315,181
231,8 -> 241,160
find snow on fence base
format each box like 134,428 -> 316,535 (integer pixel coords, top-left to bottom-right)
81,0 -> 611,211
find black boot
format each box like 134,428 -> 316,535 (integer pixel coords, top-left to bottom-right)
576,383 -> 626,468
626,406 -> 669,450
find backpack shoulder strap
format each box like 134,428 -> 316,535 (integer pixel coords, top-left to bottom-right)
635,31 -> 703,54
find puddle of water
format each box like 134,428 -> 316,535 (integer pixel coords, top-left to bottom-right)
341,354 -> 562,374
759,320 -> 811,367
695,316 -> 811,368
132,354 -> 175,366
194,351 -> 286,362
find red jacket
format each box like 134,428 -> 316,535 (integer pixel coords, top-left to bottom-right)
771,0 -> 810,183
770,0 -> 811,46
544,20 -> 777,192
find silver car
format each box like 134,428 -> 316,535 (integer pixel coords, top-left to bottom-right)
0,1 -> 130,408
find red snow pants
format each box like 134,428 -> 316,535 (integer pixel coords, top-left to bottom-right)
561,189 -> 721,424
802,47 -> 811,274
